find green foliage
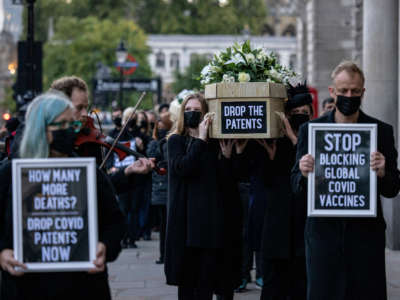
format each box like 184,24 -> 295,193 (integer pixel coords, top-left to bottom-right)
1,86 -> 16,113
23,0 -> 129,42
43,17 -> 152,104
131,0 -> 267,35
171,55 -> 209,93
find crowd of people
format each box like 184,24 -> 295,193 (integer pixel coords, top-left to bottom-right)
0,60 -> 398,300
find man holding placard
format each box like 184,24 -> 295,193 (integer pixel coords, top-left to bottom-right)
291,61 -> 400,299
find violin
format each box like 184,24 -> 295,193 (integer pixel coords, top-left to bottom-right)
75,116 -> 167,176
74,116 -> 128,161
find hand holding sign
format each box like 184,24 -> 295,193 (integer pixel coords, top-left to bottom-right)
370,151 -> 385,178
0,249 -> 26,276
300,154 -> 315,177
88,242 -> 106,274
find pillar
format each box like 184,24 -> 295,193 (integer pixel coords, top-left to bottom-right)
363,0 -> 399,249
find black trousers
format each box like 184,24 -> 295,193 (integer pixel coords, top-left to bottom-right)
261,257 -> 306,300
157,205 -> 167,260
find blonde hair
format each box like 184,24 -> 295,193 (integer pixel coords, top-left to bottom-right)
122,107 -> 136,125
331,61 -> 365,85
168,93 -> 208,138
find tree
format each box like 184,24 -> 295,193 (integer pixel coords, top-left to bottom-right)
171,55 -> 209,93
131,0 -> 267,35
22,0 -> 130,42
43,17 -> 153,108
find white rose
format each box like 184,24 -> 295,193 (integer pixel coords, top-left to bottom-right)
222,74 -> 230,82
257,50 -> 268,61
222,74 -> 235,83
245,53 -> 255,63
238,72 -> 251,82
269,68 -> 282,80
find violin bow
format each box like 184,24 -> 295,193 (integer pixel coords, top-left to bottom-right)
99,91 -> 146,170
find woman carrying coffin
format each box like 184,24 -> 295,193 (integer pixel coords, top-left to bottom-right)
243,83 -> 313,300
0,92 -> 125,300
165,93 -> 247,300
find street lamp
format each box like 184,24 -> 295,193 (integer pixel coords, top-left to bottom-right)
115,40 -> 128,108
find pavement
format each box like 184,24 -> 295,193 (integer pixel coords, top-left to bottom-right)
109,233 -> 400,300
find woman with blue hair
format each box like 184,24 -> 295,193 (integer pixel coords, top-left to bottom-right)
0,92 -> 125,300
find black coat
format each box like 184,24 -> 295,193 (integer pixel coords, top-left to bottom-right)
243,138 -> 300,258
0,160 -> 125,300
165,134 -> 243,289
291,110 -> 400,300
147,139 -> 168,206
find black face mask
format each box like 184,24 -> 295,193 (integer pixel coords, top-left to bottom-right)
289,113 -> 310,131
184,111 -> 202,129
336,95 -> 361,116
113,117 -> 122,127
51,128 -> 77,156
158,129 -> 168,140
150,122 -> 155,130
128,119 -> 137,130
140,120 -> 148,129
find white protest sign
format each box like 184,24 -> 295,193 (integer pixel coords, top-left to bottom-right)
307,123 -> 377,217
12,158 -> 97,272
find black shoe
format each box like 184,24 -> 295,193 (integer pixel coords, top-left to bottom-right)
155,258 -> 164,264
234,279 -> 248,293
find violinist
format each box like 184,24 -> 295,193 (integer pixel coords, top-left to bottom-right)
50,76 -> 155,193
0,92 -> 124,300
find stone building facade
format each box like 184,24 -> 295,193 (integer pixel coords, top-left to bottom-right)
147,34 -> 297,85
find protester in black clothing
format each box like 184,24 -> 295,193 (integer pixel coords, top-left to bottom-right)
165,93 -> 247,300
147,120 -> 169,264
109,106 -> 123,137
320,97 -> 335,116
292,61 -> 400,300
0,92 -> 125,300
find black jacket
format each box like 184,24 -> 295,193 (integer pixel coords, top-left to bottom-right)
242,138 -> 300,258
147,139 -> 168,206
291,109 -> 400,299
165,134 -> 243,286
0,160 -> 125,300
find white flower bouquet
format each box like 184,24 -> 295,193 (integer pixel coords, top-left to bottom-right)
200,40 -> 296,85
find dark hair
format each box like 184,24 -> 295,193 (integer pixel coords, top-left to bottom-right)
322,97 -> 334,108
158,103 -> 170,114
50,76 -> 88,97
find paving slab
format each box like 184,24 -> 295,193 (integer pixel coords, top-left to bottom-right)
108,234 -> 400,299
